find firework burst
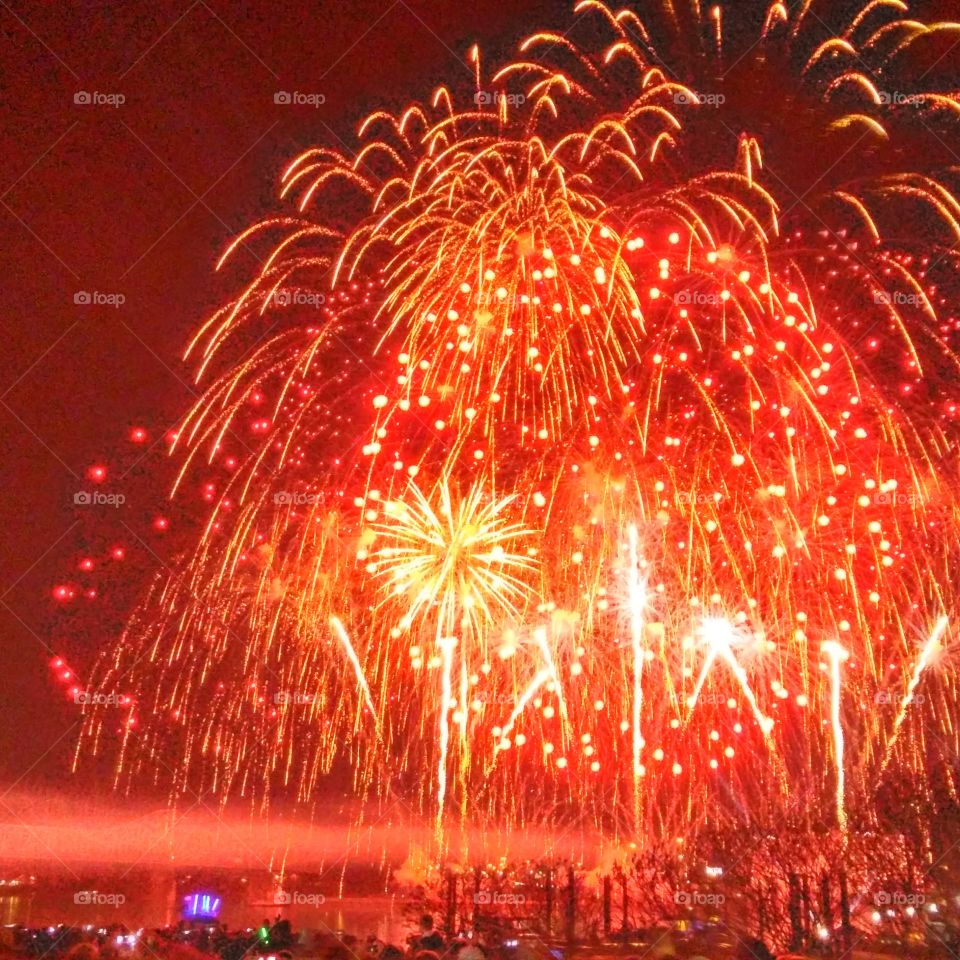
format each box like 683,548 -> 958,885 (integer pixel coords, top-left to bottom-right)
369,478 -> 536,836
62,0 -> 960,856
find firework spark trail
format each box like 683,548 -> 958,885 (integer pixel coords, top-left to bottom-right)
458,658 -> 470,825
700,618 -> 796,798
329,616 -> 379,729
533,626 -> 569,740
877,615 -> 950,780
693,619 -> 773,737
491,667 -> 553,762
822,640 -> 850,835
436,635 -> 456,844
626,524 -> 647,826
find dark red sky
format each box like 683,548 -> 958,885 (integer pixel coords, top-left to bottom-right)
0,0 -> 570,794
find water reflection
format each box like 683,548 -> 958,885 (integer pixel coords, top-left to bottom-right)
0,869 -> 410,945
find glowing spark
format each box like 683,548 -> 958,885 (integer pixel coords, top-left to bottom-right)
371,480 -> 536,640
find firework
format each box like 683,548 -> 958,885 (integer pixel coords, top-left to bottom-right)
625,523 -> 647,830
62,0 -> 960,857
368,478 -> 537,836
822,639 -> 850,834
877,614 -> 950,779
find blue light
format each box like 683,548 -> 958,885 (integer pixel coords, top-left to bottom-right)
183,892 -> 222,920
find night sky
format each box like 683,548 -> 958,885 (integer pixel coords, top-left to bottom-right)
0,0 -> 569,795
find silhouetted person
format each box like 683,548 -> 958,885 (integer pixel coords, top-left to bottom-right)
270,918 -> 293,949
416,916 -> 445,953
736,938 -> 774,960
